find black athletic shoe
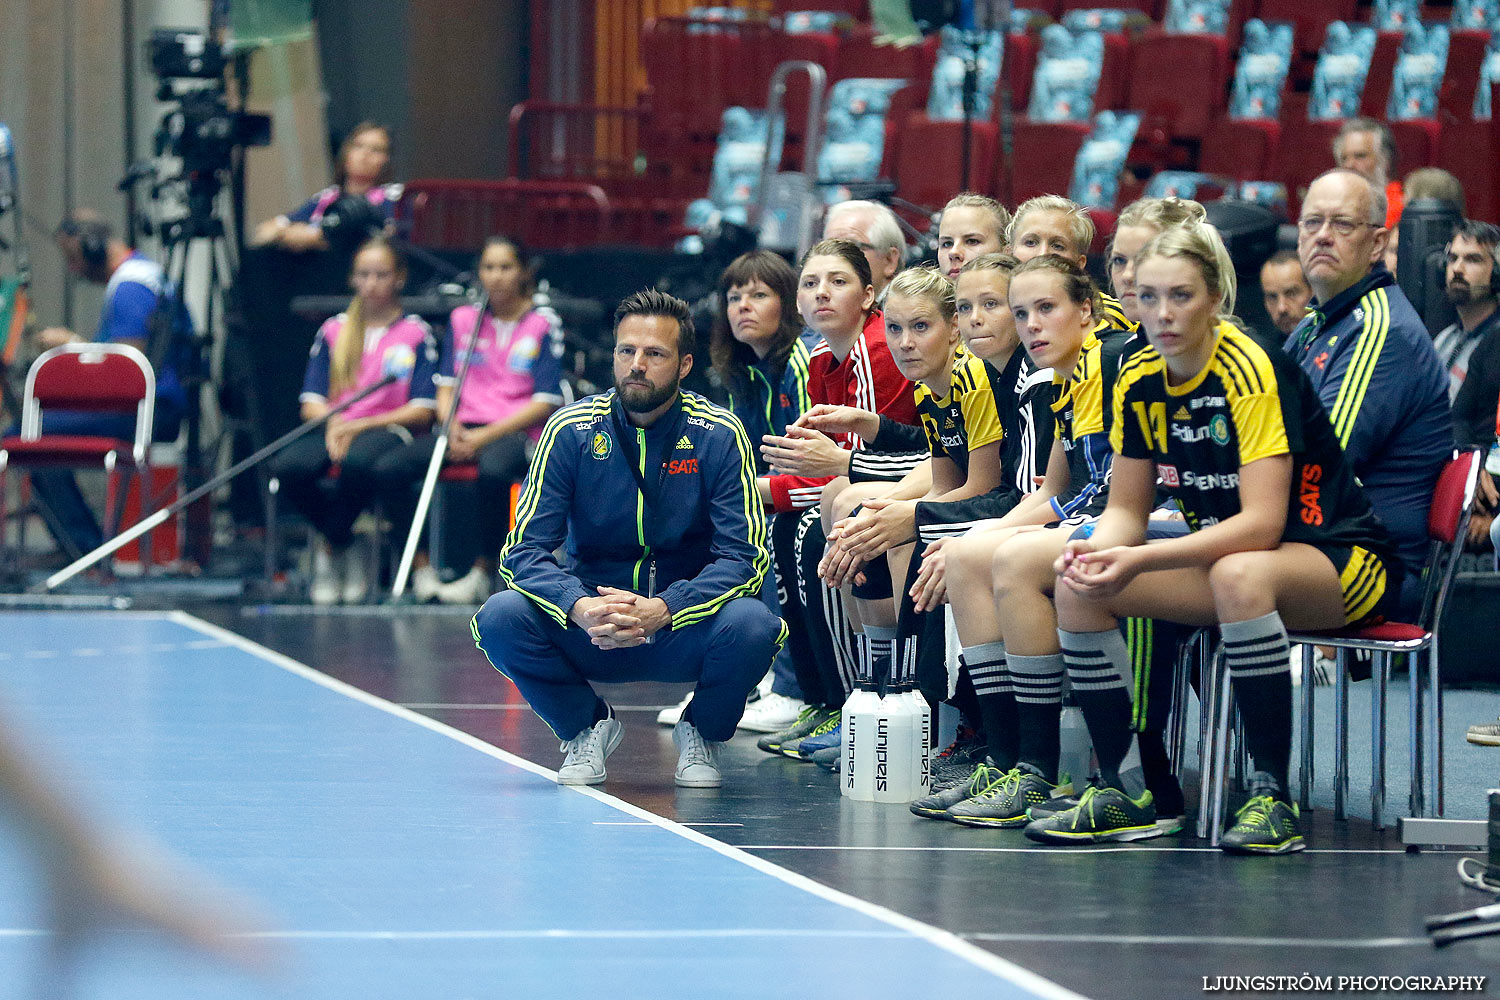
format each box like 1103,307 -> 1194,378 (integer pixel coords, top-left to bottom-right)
1220,794 -> 1305,855
1023,786 -> 1161,844
930,731 -> 988,789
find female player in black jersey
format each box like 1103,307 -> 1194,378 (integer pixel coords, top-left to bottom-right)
1036,222 -> 1398,853
909,256 -> 1132,822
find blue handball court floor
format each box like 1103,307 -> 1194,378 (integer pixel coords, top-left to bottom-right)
0,611 -> 1078,1000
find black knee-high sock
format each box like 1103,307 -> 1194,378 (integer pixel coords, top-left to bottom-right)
1059,627 -> 1142,796
1220,611 -> 1293,796
963,641 -> 1017,769
1009,652 -> 1065,783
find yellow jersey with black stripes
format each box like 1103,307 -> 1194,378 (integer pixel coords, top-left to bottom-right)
1049,325 -> 1136,517
1111,322 -> 1395,565
914,348 -> 1004,476
1098,291 -> 1135,332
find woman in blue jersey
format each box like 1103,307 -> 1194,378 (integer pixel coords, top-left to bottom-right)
1036,222 -> 1398,853
709,250 -> 814,464
253,122 -> 400,253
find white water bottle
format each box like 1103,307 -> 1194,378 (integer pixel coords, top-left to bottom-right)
873,690 -> 916,802
841,684 -> 883,800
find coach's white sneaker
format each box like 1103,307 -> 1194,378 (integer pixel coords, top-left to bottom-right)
437,566 -> 492,605
558,715 -> 623,785
310,544 -> 341,606
737,692 -> 808,733
411,564 -> 443,603
673,721 -> 723,788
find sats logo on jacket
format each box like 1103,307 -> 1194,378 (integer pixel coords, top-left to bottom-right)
668,458 -> 699,475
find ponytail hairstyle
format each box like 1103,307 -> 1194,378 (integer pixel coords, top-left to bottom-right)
941,192 -> 1013,247
885,265 -> 957,321
332,236 -> 407,399
1010,253 -> 1102,319
1135,222 -> 1240,325
710,249 -> 802,391
1114,196 -> 1207,236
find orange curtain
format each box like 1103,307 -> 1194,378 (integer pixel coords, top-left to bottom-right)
591,1 -> 769,172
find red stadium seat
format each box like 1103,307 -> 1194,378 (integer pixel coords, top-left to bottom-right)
1004,119 -> 1091,204
1095,29 -> 1134,112
1360,30 -> 1405,120
1253,0 -> 1358,58
1438,116 -> 1500,223
835,24 -> 938,95
1440,29 -> 1490,121
1272,116 -> 1343,218
1007,29 -> 1039,111
1198,116 -> 1282,180
893,113 -> 1000,211
1126,30 -> 1232,145
1389,119 -> 1440,172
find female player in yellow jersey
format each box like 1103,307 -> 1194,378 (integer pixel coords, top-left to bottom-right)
1037,222 -> 1397,853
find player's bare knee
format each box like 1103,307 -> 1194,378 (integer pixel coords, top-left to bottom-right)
1207,552 -> 1269,617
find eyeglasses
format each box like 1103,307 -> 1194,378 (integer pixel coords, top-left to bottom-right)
1297,216 -> 1378,237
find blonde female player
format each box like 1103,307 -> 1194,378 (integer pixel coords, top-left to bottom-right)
1031,222 -> 1397,853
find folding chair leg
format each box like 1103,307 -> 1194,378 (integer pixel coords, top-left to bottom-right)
1166,636 -> 1193,776
1196,642 -> 1221,840
1299,643 -> 1315,812
1334,649 -> 1349,821
1409,649 -> 1425,818
1371,651 -> 1387,831
1431,636 -> 1444,817
1209,653 -> 1233,847
264,477 -> 280,583
429,481 -> 445,576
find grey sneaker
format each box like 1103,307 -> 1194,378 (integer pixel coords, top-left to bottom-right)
1467,720 -> 1500,746
673,720 -> 723,788
948,765 -> 1073,828
756,705 -> 829,754
909,761 -> 1003,819
809,744 -> 840,770
557,715 -> 623,785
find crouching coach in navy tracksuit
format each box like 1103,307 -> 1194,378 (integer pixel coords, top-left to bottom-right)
472,290 -> 786,789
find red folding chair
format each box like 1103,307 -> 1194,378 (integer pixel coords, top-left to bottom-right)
1297,449 -> 1481,828
0,342 -> 155,570
1196,449 -> 1481,843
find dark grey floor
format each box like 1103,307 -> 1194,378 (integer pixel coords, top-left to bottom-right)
199,603 -> 1500,999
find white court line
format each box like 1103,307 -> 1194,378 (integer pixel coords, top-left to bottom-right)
168,611 -> 1087,1000
594,822 -> 744,828
399,703 -> 676,712
965,933 -> 1427,949
738,844 -> 1410,855
238,929 -> 914,941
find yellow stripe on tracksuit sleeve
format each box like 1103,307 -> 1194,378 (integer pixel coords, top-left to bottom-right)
1328,289 -> 1389,450
670,399 -> 771,629
497,399 -> 609,626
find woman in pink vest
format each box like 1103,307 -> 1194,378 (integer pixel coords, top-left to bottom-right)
376,236 -> 565,604
271,237 -> 439,604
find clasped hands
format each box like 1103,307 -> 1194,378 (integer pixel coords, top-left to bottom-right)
819,497 -> 919,588
569,588 -> 672,648
1053,539 -> 1141,599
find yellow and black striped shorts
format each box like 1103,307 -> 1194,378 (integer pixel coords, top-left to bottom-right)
1325,545 -> 1400,626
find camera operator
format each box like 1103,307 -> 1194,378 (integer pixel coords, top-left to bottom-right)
16,211 -> 191,555
251,122 -> 400,253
